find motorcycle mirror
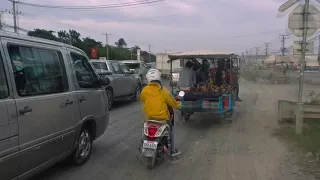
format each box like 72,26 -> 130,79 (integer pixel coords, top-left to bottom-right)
178,91 -> 185,97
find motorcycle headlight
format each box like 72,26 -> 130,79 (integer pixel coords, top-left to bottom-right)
178,91 -> 185,97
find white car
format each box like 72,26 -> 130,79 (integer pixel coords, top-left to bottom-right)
122,60 -> 150,85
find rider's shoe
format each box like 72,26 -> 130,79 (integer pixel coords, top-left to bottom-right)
170,149 -> 181,157
236,97 -> 243,102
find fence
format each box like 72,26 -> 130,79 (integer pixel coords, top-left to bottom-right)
277,100 -> 320,134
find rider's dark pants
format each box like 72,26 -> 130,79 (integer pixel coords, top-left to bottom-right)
167,119 -> 175,153
236,85 -> 239,98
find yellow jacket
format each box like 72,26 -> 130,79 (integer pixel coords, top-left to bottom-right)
140,82 -> 182,120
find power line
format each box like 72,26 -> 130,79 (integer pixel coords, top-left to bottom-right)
16,0 -> 165,10
20,0 -> 281,22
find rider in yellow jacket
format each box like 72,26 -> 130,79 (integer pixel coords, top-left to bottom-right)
140,82 -> 181,120
140,69 -> 181,156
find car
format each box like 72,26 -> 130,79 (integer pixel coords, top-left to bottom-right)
122,60 -> 150,85
90,59 -> 142,109
171,67 -> 183,85
0,31 -> 109,180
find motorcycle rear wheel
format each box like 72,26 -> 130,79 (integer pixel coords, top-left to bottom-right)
146,156 -> 156,169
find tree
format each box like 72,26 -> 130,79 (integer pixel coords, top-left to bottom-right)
115,38 -> 127,48
27,28 -> 138,60
131,45 -> 140,52
28,29 -> 58,41
69,29 -> 81,45
57,30 -> 69,44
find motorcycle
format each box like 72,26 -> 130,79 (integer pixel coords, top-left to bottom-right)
139,107 -> 174,169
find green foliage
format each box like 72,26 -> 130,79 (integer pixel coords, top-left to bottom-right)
27,29 -> 58,41
275,120 -> 320,160
27,28 -> 154,61
305,91 -> 320,105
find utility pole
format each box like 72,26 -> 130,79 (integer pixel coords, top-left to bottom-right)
264,43 -> 270,55
245,50 -> 249,64
298,0 -> 309,103
103,33 -> 111,60
148,44 -> 151,63
8,0 -> 22,33
0,10 -> 6,30
255,47 -> 259,63
318,35 -> 320,71
295,0 -> 310,135
280,33 -> 289,56
9,0 -> 17,33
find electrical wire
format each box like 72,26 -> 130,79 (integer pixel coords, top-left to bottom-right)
16,0 -> 166,10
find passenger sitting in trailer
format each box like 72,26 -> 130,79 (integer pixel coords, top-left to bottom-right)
177,60 -> 196,91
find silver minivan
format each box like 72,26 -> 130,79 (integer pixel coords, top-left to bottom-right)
0,32 -> 109,180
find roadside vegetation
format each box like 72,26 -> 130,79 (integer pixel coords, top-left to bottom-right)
27,28 -> 156,61
274,91 -> 320,178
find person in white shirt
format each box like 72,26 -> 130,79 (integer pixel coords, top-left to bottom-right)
177,61 -> 196,90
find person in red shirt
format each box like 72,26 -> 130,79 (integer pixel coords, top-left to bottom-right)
225,60 -> 242,102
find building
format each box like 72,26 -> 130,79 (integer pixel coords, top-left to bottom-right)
156,52 -> 181,75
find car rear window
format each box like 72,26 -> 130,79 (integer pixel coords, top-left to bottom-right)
92,62 -> 108,71
124,63 -> 140,69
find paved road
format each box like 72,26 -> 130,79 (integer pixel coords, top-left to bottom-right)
33,80 -> 316,180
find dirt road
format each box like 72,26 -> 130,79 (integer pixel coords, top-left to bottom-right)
33,79 -> 316,180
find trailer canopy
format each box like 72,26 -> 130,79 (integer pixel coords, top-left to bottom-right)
167,50 -> 237,62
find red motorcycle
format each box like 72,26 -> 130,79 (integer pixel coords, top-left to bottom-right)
140,107 -> 174,169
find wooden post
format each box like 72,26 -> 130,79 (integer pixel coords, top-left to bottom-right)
295,102 -> 303,134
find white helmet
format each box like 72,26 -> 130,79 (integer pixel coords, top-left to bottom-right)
146,69 -> 161,82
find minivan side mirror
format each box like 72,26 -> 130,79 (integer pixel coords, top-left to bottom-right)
129,69 -> 136,74
99,76 -> 110,86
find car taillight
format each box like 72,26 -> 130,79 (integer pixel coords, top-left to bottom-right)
147,126 -> 158,137
223,96 -> 229,110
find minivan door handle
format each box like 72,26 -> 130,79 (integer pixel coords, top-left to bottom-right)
79,96 -> 86,103
19,106 -> 33,115
65,99 -> 74,105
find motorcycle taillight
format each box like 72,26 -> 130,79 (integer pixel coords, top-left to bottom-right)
147,126 -> 158,137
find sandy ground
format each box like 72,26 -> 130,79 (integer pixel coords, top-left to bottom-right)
32,79 -> 317,180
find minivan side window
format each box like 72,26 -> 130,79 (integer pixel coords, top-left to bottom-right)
111,62 -> 123,74
119,63 -> 130,73
7,45 -> 69,96
70,52 -> 98,88
0,52 -> 9,99
141,63 -> 148,68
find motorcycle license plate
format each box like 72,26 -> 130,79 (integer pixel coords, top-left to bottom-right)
143,140 -> 158,150
142,148 -> 156,157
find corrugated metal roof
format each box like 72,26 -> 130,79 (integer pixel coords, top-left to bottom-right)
167,50 -> 236,62
173,50 -> 233,56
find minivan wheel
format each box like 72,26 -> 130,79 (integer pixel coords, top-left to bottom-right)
132,85 -> 141,102
71,128 -> 92,166
106,90 -> 113,109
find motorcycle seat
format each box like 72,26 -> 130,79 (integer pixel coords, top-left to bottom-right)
147,120 -> 168,124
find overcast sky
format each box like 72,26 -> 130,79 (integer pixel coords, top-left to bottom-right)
1,0 -> 314,54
